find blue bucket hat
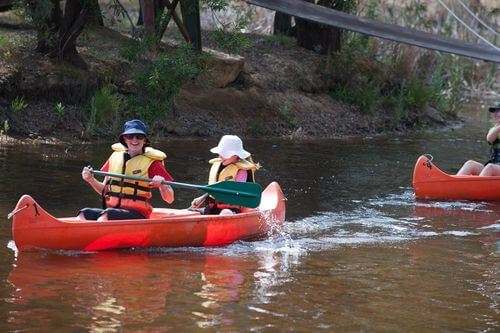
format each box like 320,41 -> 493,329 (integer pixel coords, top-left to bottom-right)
119,119 -> 149,146
488,103 -> 500,112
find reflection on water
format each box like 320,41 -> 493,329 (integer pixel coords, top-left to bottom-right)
4,249 -> 301,332
0,106 -> 499,331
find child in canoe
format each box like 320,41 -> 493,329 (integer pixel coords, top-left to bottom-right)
191,135 -> 260,215
78,119 -> 174,221
457,103 -> 500,176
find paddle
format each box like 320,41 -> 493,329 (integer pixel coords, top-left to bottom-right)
91,170 -> 262,208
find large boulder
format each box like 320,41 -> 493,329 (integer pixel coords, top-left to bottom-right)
203,48 -> 244,88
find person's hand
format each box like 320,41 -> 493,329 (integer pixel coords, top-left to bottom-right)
150,175 -> 165,188
191,197 -> 201,208
191,194 -> 207,208
81,166 -> 94,182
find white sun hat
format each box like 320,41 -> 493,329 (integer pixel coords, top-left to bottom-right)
210,135 -> 250,159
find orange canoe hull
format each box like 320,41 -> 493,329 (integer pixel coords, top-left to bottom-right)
11,182 -> 286,252
412,155 -> 500,201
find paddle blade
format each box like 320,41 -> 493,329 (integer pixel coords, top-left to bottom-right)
205,181 -> 262,208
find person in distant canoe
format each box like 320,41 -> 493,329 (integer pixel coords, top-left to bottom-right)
78,119 -> 174,221
457,103 -> 500,176
191,135 -> 260,215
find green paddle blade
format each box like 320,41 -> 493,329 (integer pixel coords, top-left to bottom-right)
205,181 -> 262,208
90,169 -> 262,208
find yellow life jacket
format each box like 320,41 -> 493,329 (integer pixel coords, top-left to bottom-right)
208,157 -> 258,184
105,143 -> 166,217
490,123 -> 500,164
205,157 -> 259,212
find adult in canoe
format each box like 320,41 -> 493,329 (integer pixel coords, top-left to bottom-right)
457,103 -> 500,176
191,135 -> 260,215
78,119 -> 174,221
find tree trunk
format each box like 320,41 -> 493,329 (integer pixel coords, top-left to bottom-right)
53,0 -> 89,69
273,12 -> 295,36
137,0 -> 163,26
277,0 -> 347,54
34,0 -> 61,53
28,0 -> 91,69
181,0 -> 201,52
87,0 -> 104,26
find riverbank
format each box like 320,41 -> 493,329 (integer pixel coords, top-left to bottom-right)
0,15 -> 461,144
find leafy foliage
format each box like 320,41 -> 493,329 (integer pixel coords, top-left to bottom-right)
14,0 -> 57,48
265,33 -> 296,47
201,0 -> 230,12
201,0 -> 252,54
0,33 -> 9,47
54,102 -> 65,118
126,45 -> 207,125
325,0 -> 479,119
212,28 -> 250,55
87,85 -> 121,134
0,120 -> 9,135
11,96 -> 28,113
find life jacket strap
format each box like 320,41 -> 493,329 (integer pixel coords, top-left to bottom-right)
109,179 -> 151,192
107,192 -> 148,202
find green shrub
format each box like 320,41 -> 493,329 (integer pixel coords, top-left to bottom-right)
87,85 -> 120,133
329,0 -> 489,120
405,76 -> 431,110
248,119 -> 264,136
265,33 -> 296,47
0,33 -> 9,47
54,102 -> 65,118
120,40 -> 143,62
126,45 -> 206,125
119,29 -> 155,62
330,81 -> 381,113
212,28 -> 251,55
0,120 -> 9,135
278,104 -> 299,129
11,96 -> 28,113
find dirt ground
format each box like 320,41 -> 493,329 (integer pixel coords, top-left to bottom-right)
0,12 -> 458,144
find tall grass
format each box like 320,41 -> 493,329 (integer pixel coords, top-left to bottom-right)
325,0 -> 495,119
87,85 -> 121,134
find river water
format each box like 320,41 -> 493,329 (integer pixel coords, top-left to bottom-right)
0,108 -> 498,332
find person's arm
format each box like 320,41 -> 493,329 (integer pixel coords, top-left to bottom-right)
159,183 -> 174,204
191,193 -> 208,208
150,175 -> 174,204
149,161 -> 175,204
235,170 -> 248,182
81,166 -> 108,194
486,124 -> 500,143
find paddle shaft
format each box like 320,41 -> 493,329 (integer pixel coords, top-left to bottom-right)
92,170 -> 257,198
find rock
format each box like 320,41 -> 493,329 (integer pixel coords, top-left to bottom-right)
203,48 -> 245,88
122,80 -> 137,94
425,106 -> 445,124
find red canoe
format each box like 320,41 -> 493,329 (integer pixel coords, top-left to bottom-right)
412,155 -> 500,201
10,182 -> 286,252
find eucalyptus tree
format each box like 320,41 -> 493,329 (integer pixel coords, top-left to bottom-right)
16,0 -> 102,69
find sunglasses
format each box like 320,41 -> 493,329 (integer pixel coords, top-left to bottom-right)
123,134 -> 146,140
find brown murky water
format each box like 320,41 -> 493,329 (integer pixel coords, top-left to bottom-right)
0,108 -> 498,332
